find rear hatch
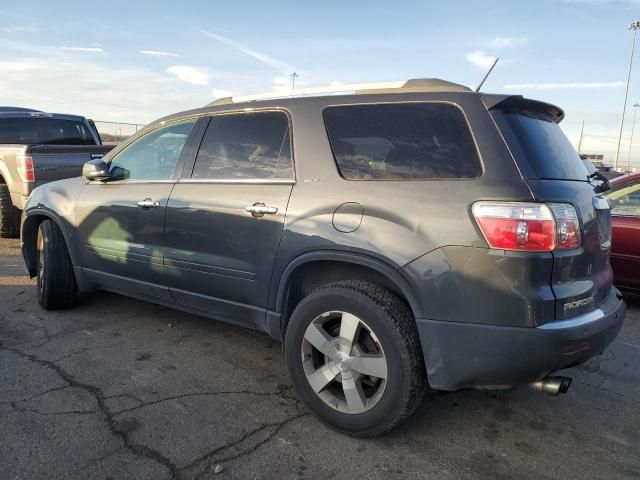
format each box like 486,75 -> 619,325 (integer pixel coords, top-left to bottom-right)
489,96 -> 613,321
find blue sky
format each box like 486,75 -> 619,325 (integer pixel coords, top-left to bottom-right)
1,0 -> 640,165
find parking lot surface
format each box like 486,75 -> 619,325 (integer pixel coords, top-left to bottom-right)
0,237 -> 639,480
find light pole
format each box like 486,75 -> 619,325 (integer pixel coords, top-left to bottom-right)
614,21 -> 640,170
290,72 -> 298,90
628,102 -> 640,172
577,120 -> 585,154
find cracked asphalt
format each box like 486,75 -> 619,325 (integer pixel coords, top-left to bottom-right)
0,237 -> 639,480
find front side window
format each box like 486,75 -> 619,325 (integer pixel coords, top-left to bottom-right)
109,119 -> 196,181
323,103 -> 482,180
192,111 -> 293,180
607,181 -> 640,217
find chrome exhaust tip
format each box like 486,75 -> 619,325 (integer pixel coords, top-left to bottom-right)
530,376 -> 572,395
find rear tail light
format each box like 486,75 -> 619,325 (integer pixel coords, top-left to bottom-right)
16,155 -> 35,182
472,202 -> 581,252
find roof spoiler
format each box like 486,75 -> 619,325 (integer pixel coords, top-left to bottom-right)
482,94 -> 565,123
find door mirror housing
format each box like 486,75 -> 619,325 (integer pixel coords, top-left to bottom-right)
83,159 -> 111,181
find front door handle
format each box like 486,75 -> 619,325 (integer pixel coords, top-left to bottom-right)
137,198 -> 160,209
245,202 -> 278,218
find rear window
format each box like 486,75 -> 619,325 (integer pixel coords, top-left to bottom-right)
493,109 -> 589,181
0,118 -> 95,145
323,103 -> 482,180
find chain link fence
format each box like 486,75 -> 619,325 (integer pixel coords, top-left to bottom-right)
93,120 -> 146,145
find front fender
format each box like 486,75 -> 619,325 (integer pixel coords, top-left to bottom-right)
21,177 -> 85,275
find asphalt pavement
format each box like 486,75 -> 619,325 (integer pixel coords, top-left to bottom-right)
0,237 -> 638,480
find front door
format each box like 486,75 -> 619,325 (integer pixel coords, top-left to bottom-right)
76,118 -> 198,301
164,110 -> 294,327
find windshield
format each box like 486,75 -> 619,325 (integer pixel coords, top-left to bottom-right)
0,118 -> 95,145
493,108 -> 589,181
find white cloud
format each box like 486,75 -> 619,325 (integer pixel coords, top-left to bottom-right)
200,29 -> 293,73
60,46 -> 103,53
504,81 -> 626,90
211,88 -> 233,98
272,75 -> 291,90
140,50 -> 184,58
166,65 -> 211,86
0,24 -> 39,34
487,36 -> 527,49
466,50 -> 497,69
0,58 -> 212,123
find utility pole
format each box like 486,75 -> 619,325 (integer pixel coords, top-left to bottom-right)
290,72 -> 299,90
627,102 -> 640,172
577,120 -> 585,154
614,21 -> 640,170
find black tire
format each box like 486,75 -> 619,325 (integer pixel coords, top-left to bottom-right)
36,219 -> 77,310
285,280 -> 426,437
0,183 -> 20,238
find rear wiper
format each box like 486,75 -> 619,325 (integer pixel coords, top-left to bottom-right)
587,170 -> 611,193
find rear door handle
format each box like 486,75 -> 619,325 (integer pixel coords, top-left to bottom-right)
137,198 -> 160,209
245,203 -> 278,218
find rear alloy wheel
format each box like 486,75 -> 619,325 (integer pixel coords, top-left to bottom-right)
302,311 -> 388,414
285,280 -> 426,437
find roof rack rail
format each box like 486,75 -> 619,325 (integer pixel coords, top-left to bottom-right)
206,78 -> 471,106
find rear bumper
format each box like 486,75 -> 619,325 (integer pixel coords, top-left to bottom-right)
10,192 -> 28,210
416,288 -> 626,390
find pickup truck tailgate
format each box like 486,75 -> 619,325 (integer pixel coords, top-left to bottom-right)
29,144 -> 114,187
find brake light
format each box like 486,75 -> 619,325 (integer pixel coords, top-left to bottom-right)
16,155 -> 35,182
472,202 -> 581,252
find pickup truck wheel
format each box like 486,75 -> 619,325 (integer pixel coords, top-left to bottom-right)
285,280 -> 426,437
36,219 -> 77,310
0,184 -> 20,238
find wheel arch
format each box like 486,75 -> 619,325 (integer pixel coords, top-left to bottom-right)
22,211 -> 77,277
270,251 -> 424,340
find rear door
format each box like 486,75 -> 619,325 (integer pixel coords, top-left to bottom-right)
491,99 -> 613,320
607,179 -> 640,294
164,110 -> 294,327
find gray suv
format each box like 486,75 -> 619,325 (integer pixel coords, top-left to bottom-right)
20,79 -> 626,437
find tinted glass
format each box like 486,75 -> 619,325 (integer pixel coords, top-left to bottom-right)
0,118 -> 94,145
192,112 -> 293,180
323,103 -> 482,180
608,181 -> 640,217
109,119 -> 196,181
493,109 -> 589,181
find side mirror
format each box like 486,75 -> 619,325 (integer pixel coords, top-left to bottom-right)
83,159 -> 110,181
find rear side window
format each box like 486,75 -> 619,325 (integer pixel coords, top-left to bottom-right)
323,103 -> 482,180
0,118 -> 95,145
192,111 -> 293,180
493,109 -> 589,181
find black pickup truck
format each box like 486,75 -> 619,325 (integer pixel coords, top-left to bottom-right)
0,107 -> 114,237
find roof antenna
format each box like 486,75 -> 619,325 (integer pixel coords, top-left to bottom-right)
475,57 -> 499,92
